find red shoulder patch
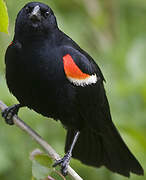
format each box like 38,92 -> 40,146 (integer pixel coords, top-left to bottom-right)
63,54 -> 90,80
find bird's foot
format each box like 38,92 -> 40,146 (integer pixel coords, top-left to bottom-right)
2,104 -> 21,125
53,152 -> 72,176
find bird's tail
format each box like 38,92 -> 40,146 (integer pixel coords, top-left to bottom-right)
65,124 -> 144,177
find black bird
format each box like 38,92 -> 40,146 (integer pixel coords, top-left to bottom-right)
2,2 -> 144,177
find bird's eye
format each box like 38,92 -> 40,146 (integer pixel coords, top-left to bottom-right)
44,11 -> 50,18
25,6 -> 31,13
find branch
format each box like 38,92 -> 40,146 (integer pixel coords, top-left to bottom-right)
0,100 -> 83,180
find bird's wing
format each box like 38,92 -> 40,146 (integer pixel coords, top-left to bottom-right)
60,46 -> 110,129
61,46 -> 105,87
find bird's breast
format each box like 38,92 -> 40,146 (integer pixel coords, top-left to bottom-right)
6,44 -> 71,117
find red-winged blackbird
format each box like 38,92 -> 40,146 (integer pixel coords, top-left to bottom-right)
2,2 -> 144,177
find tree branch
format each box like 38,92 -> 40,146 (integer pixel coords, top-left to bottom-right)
0,100 -> 83,180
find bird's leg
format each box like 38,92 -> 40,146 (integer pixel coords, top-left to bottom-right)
53,131 -> 80,176
2,104 -> 22,125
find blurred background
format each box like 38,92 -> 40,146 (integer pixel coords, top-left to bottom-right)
0,0 -> 146,179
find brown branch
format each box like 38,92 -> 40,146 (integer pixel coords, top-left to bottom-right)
0,100 -> 83,180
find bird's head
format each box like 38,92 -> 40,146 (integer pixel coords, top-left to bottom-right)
15,2 -> 58,37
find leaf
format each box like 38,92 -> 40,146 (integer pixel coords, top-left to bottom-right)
30,149 -> 54,180
30,149 -> 53,168
32,159 -> 53,180
0,0 -> 9,33
34,154 -> 54,168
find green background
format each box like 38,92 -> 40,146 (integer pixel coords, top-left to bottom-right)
0,0 -> 146,179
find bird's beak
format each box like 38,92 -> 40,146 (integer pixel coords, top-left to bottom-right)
29,5 -> 41,22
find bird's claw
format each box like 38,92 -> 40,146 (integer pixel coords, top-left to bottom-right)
2,104 -> 20,125
53,152 -> 71,176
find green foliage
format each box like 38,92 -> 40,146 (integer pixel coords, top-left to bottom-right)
30,149 -> 66,180
32,161 -> 51,180
0,0 -> 9,33
32,157 -> 52,180
34,154 -> 53,168
0,0 -> 146,180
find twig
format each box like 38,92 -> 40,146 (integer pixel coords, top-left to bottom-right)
0,100 -> 83,180
55,170 -> 67,180
47,175 -> 56,180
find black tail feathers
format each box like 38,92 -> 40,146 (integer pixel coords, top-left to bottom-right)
65,125 -> 144,177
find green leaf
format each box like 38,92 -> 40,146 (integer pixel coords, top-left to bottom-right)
34,154 -> 54,168
30,150 -> 54,180
32,159 -> 53,180
0,0 -> 9,33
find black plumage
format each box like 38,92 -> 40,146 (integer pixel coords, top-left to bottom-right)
4,2 -> 144,177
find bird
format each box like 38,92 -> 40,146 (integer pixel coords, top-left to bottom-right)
2,1 -> 144,177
